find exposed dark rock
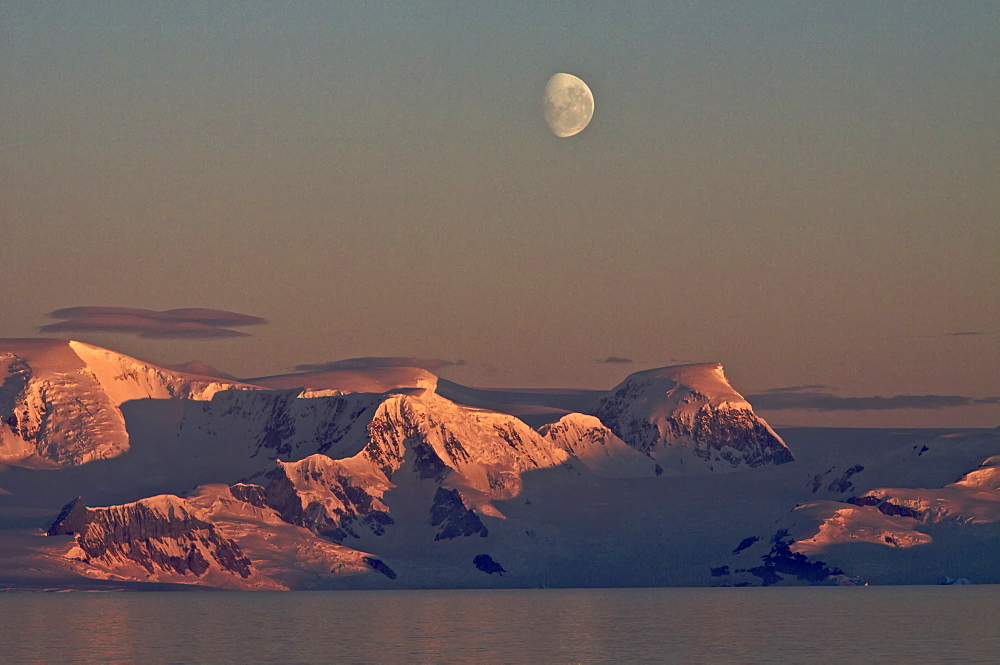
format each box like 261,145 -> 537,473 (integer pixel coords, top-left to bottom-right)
440,430 -> 472,466
412,441 -> 450,481
486,471 -> 509,492
809,467 -> 835,493
229,483 -> 269,508
1,359 -> 32,434
256,398 -> 297,456
492,425 -> 539,467
738,529 -> 845,586
362,404 -> 420,478
743,562 -> 784,586
845,494 -> 920,519
827,465 -> 864,493
47,497 -> 89,536
731,535 -> 759,555
473,554 -> 505,575
263,467 -> 308,526
185,543 -> 210,576
262,460 -> 394,542
878,501 -> 921,519
46,497 -> 254,579
430,488 -> 488,540
363,557 -> 398,580
315,401 -> 372,454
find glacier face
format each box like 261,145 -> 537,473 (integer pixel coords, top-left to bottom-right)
1,339 -> 998,590
1,343 -> 131,467
0,339 -> 260,468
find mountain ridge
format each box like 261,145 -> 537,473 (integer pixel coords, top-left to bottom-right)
1,339 -> 997,589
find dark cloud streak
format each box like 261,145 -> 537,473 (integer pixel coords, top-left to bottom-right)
597,356 -> 633,364
294,357 -> 466,372
749,390 -> 1000,411
763,384 -> 833,393
158,308 -> 267,326
923,331 -> 990,338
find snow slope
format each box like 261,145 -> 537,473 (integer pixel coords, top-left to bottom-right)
247,366 -> 437,394
539,413 -> 662,477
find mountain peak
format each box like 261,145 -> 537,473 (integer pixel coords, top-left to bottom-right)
590,362 -> 792,471
621,363 -> 747,409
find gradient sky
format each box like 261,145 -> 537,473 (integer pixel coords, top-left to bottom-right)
2,2 -> 998,427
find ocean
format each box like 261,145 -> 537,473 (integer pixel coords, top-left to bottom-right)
1,585 -> 997,663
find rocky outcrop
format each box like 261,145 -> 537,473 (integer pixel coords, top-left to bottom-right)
47,495 -> 255,581
364,557 -> 397,580
430,488 -> 489,540
260,456 -> 394,542
228,482 -> 269,508
473,554 -> 505,575
733,530 -> 849,586
846,494 -> 921,519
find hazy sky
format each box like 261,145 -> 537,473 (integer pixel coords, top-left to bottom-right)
2,2 -> 998,427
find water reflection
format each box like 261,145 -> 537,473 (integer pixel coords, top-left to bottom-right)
1,586 -> 998,663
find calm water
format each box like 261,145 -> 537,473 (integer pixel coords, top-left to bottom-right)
1,586 -> 997,664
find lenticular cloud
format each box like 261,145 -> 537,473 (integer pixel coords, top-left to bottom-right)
40,307 -> 267,339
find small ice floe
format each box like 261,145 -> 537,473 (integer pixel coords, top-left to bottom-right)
940,576 -> 972,585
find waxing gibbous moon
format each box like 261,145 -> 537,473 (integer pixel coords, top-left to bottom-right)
543,73 -> 594,138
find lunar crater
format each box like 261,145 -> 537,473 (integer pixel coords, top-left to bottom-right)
543,73 -> 594,138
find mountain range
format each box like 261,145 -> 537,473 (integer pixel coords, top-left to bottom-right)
1,338 -> 997,590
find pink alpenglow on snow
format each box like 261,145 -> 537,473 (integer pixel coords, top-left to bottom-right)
1,338 -> 999,591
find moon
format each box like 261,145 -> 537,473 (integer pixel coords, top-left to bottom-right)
543,73 -> 594,138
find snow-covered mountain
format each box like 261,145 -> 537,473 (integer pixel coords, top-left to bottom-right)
590,364 -> 793,472
0,339 -> 259,468
1,339 -> 997,590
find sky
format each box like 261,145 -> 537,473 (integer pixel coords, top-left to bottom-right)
2,1 -> 998,427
